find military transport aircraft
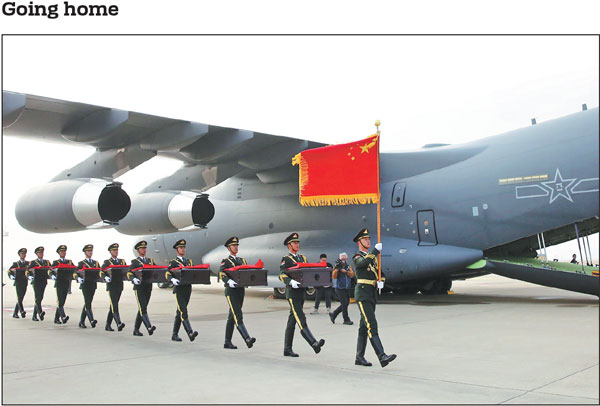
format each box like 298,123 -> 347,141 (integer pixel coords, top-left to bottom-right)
3,91 -> 599,297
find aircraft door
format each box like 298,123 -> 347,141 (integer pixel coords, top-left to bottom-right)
417,210 -> 438,246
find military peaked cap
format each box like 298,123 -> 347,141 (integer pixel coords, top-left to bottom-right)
284,232 -> 300,246
173,239 -> 186,249
224,236 -> 239,247
353,228 -> 370,242
134,240 -> 148,250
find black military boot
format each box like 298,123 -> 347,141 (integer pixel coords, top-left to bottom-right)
300,328 -> 325,354
133,314 -> 143,336
355,334 -> 372,366
236,323 -> 256,348
79,308 -> 87,328
37,304 -> 45,321
19,303 -> 26,318
106,311 -> 114,330
141,313 -> 156,335
182,318 -> 198,342
12,304 -> 19,319
60,307 -> 69,324
54,309 -> 62,324
113,312 -> 125,331
283,328 -> 298,357
370,335 -> 396,368
32,307 -> 39,321
172,317 -> 182,342
105,323 -> 114,331
86,309 -> 97,328
224,319 -> 237,348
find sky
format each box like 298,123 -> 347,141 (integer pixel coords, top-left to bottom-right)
1,35 -> 599,267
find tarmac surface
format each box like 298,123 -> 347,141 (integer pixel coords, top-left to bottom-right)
1,274 -> 598,404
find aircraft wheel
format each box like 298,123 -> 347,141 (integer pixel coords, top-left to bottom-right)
273,287 -> 286,299
394,285 -> 420,295
420,279 -> 451,295
305,287 -> 317,300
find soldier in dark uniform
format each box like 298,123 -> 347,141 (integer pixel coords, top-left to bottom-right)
26,246 -> 50,321
8,248 -> 29,319
352,228 -> 396,368
165,239 -> 198,342
279,232 -> 325,357
127,240 -> 157,337
99,243 -> 126,332
75,244 -> 100,328
49,245 -> 72,324
218,236 -> 256,349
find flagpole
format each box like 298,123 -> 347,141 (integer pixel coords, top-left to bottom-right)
375,120 -> 382,289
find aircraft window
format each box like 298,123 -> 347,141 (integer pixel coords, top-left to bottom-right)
391,182 -> 406,207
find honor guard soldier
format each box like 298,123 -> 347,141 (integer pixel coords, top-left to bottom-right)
218,236 -> 256,349
279,233 -> 325,357
127,240 -> 157,336
49,245 -> 73,324
165,239 -> 199,342
99,243 -> 126,332
8,248 -> 29,318
75,244 -> 100,328
352,228 -> 396,368
26,246 -> 50,321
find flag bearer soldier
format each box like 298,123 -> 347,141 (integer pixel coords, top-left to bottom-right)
8,248 -> 29,319
352,228 -> 396,368
26,246 -> 50,321
49,245 -> 72,324
165,239 -> 198,342
75,244 -> 100,328
99,243 -> 126,332
279,232 -> 325,357
127,240 -> 157,336
218,236 -> 256,349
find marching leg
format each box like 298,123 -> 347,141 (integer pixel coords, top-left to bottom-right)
79,307 -> 87,328
355,333 -> 372,366
172,313 -> 182,342
182,318 -> 198,342
32,305 -> 39,321
13,304 -> 19,319
105,310 -> 114,331
369,335 -> 397,368
283,303 -> 298,357
300,327 -> 325,354
224,315 -> 237,349
236,323 -> 256,348
141,313 -> 156,335
133,313 -> 143,336
54,308 -> 62,324
111,289 -> 124,331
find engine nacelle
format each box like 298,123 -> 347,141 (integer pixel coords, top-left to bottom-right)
15,179 -> 131,233
115,192 -> 215,235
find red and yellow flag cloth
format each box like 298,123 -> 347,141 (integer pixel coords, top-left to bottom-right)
291,134 -> 380,206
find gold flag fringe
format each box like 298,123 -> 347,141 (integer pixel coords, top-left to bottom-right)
299,193 -> 380,207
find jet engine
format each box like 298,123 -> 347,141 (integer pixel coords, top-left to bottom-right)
15,179 -> 131,233
115,192 -> 215,235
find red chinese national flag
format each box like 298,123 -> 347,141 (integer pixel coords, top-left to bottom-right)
291,135 -> 380,206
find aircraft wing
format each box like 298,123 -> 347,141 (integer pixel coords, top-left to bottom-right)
3,90 -> 323,233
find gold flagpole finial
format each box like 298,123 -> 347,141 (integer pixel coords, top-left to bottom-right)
374,120 -> 380,136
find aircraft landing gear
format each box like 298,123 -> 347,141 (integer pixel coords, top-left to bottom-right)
420,278 -> 452,295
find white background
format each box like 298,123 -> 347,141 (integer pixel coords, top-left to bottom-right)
1,2 -> 599,267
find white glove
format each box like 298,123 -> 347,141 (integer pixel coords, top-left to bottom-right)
51,275 -> 57,280
9,275 -> 15,280
133,277 -> 141,285
172,278 -> 180,286
104,276 -> 111,283
227,279 -> 237,288
377,281 -> 384,289
375,243 -> 383,252
28,275 -> 34,282
77,277 -> 84,283
290,279 -> 300,289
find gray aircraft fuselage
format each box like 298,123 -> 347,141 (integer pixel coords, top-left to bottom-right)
145,108 -> 599,288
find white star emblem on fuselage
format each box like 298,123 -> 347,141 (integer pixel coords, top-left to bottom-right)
541,168 -> 576,204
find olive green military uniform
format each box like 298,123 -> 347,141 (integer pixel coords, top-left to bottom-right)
100,256 -> 127,331
278,232 -> 325,356
166,254 -> 198,342
26,255 -> 50,321
50,256 -> 73,324
8,254 -> 29,318
127,254 -> 156,336
352,227 -> 396,368
75,257 -> 100,328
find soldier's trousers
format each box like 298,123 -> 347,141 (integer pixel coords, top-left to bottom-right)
172,285 -> 191,334
134,285 -> 152,330
33,282 -> 47,315
15,282 -> 27,313
106,287 -> 123,323
357,300 -> 379,338
55,280 -> 69,319
225,288 -> 245,340
80,287 -> 96,322
285,296 -> 307,348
